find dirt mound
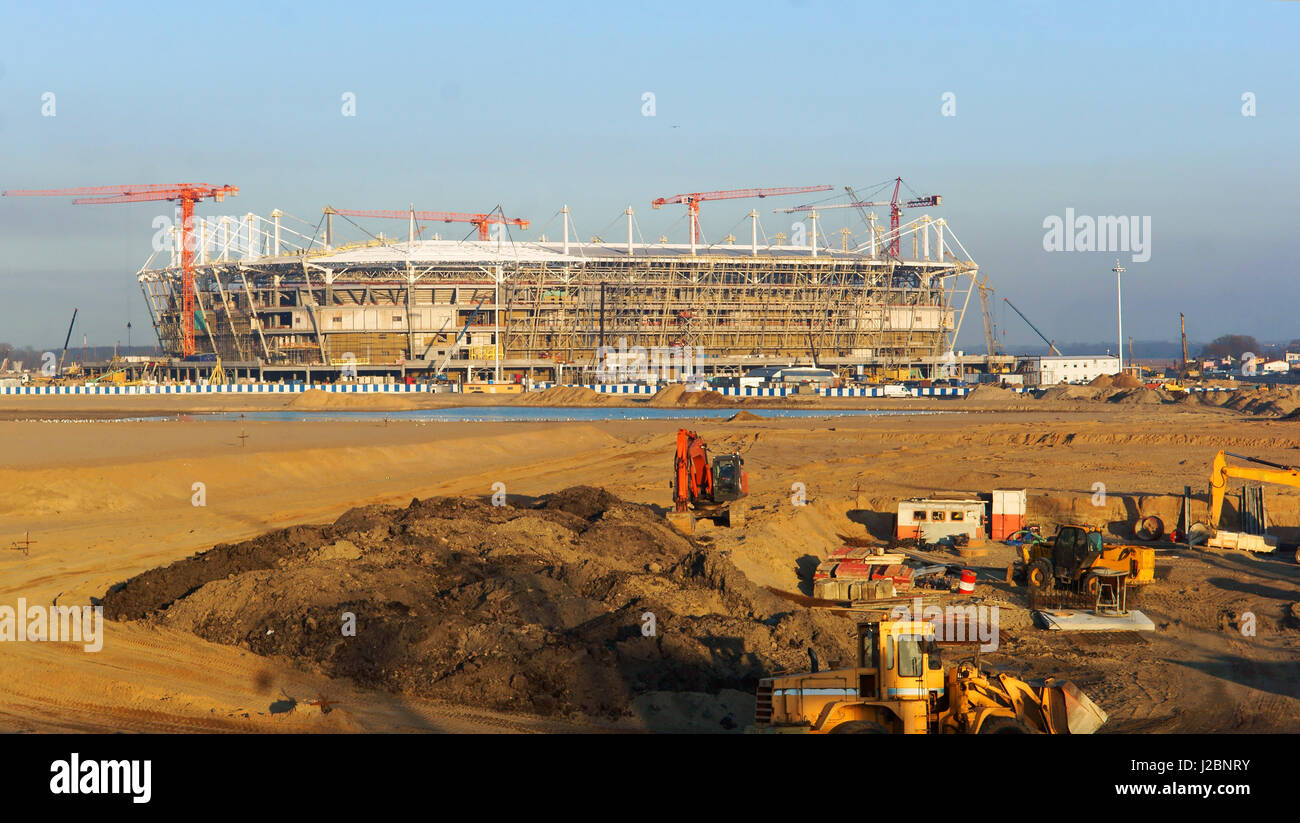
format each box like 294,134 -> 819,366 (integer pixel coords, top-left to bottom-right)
1105,386 -> 1170,405
515,386 -> 624,406
964,384 -> 1023,404
726,410 -> 764,421
1216,386 -> 1300,417
101,487 -> 852,725
1110,372 -> 1144,389
649,384 -> 740,408
1040,384 -> 1107,402
1088,374 -> 1115,388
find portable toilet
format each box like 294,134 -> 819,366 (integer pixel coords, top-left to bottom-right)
991,489 -> 1027,540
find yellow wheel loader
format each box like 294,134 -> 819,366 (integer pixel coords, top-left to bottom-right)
751,618 -> 1107,734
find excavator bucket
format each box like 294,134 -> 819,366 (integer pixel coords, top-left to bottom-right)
666,510 -> 696,536
1043,679 -> 1108,734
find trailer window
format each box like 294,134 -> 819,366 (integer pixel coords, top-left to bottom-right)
951,511 -> 964,522
932,511 -> 946,522
912,511 -> 926,521
884,635 -> 894,670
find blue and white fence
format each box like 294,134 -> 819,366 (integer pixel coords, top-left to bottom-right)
531,382 -> 794,397
533,382 -> 980,397
532,383 -> 656,395
2,380 -> 1239,398
0,382 -> 454,396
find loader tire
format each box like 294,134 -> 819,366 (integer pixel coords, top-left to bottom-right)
829,720 -> 890,734
1082,572 -> 1101,598
977,716 -> 1034,734
1026,559 -> 1052,590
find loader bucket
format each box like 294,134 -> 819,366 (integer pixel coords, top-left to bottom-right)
1044,679 -> 1108,734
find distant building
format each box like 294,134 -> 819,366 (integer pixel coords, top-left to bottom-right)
739,365 -> 837,389
1023,355 -> 1121,386
1261,359 -> 1289,374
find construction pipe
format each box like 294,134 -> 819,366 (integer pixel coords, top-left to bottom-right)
625,206 -> 634,254
244,213 -> 256,261
562,205 -> 570,255
750,210 -> 758,257
494,264 -> 502,383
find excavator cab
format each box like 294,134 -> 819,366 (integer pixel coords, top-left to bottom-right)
710,454 -> 747,502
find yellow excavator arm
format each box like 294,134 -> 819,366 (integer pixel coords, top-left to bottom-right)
1208,450 -> 1300,532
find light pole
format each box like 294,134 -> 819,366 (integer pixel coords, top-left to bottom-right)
1112,259 -> 1126,374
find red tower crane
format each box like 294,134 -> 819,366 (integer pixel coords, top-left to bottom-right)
651,185 -> 833,244
2,183 -> 238,357
779,177 -> 941,258
328,207 -> 529,241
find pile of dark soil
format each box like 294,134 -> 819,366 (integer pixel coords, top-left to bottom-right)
102,487 -> 852,724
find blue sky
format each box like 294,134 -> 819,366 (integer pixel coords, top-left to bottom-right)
1,0 -> 1296,351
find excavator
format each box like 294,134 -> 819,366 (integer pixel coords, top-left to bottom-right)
751,617 -> 1108,734
667,428 -> 747,534
1200,450 -> 1300,563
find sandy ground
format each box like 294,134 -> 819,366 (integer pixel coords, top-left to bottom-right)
1,397 -> 1298,733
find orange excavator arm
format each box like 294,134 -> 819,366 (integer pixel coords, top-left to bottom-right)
1208,450 -> 1300,532
673,429 -> 713,512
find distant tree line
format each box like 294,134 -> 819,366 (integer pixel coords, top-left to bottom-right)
1,341 -> 159,369
1198,335 -> 1300,361
0,343 -> 44,368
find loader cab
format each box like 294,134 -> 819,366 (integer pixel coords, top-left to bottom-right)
856,620 -> 944,703
1053,526 -> 1104,579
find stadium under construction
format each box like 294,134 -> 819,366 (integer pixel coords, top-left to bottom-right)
133,198 -> 1003,384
